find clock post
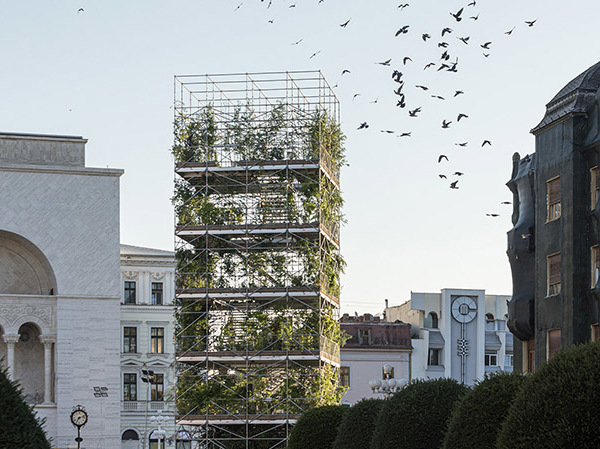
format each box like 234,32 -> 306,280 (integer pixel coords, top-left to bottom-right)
70,405 -> 88,449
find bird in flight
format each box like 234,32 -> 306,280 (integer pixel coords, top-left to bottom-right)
415,85 -> 429,90
399,132 -> 411,137
501,201 -> 512,205
439,174 -> 447,179
482,140 -> 492,147
380,130 -> 395,134
357,122 -> 369,130
525,19 -> 537,27
268,19 -> 274,23
438,42 -> 449,48
395,26 -> 410,36
441,27 -> 452,36
437,63 -> 450,71
234,2 -> 243,11
397,97 -> 406,108
458,36 -> 470,45
505,27 -> 516,35
408,107 -> 422,117
309,51 -> 321,59
481,42 -> 492,49
468,0 -> 476,5
289,3 -> 296,7
455,142 -> 468,147
486,213 -> 500,217
340,19 -> 351,27
392,70 -> 403,82
77,7 -> 84,13
403,57 -> 413,65
450,180 -> 459,189
483,53 -> 490,58
422,33 -> 431,41
394,86 -> 404,96
353,93 -> 361,100
291,39 -> 303,45
342,69 -> 351,75
398,3 -> 409,10
377,59 -> 392,66
457,113 -> 469,121
438,154 -> 449,163
470,14 -> 479,20
440,51 -> 450,61
454,172 -> 464,177
454,90 -> 464,97
370,97 -> 379,104
442,120 -> 452,128
431,95 -> 445,100
450,7 -> 463,21
424,62 -> 436,70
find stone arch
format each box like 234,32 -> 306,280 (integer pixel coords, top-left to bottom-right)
121,428 -> 141,449
0,230 -> 57,295
15,322 -> 44,404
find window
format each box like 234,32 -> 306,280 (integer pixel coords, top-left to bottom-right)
358,328 -> 371,345
340,366 -> 350,387
151,327 -> 165,353
591,324 -> 600,342
504,354 -> 513,367
547,329 -> 561,360
485,313 -> 495,331
591,166 -> 599,209
547,253 -> 561,296
124,281 -> 136,304
546,177 -> 561,221
150,373 -> 164,401
428,348 -> 440,366
151,282 -> 163,305
122,429 -> 139,441
427,312 -> 438,329
123,373 -> 137,401
150,440 -> 166,449
485,352 -> 498,366
591,246 -> 600,288
123,327 -> 137,353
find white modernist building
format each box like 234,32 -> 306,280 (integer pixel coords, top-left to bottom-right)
0,132 -> 123,448
119,244 -> 178,449
385,288 -> 513,386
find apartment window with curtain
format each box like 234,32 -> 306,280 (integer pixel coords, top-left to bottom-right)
124,281 -> 136,304
123,327 -> 137,353
546,177 -> 561,221
591,246 -> 600,288
591,166 -> 599,209
547,329 -> 561,360
123,373 -> 137,401
547,253 -> 561,296
150,327 -> 165,353
150,373 -> 164,401
151,282 -> 163,305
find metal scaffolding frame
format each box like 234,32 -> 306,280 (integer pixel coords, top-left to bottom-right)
173,71 -> 343,448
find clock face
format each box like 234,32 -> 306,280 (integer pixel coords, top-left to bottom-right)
71,409 -> 88,427
451,296 -> 477,323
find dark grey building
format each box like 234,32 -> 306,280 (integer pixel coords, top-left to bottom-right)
507,61 -> 600,372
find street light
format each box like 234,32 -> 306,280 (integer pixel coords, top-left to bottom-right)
150,410 -> 168,449
141,363 -> 156,449
369,364 -> 408,398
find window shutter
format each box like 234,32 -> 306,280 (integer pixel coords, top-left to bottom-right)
548,253 -> 561,285
548,178 -> 561,205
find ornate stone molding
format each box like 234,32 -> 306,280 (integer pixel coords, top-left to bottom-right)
0,304 -> 53,327
122,271 -> 139,280
150,272 -> 165,281
3,333 -> 19,344
39,335 -> 57,345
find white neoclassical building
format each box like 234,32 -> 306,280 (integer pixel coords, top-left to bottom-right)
119,244 -> 177,449
0,132 -> 123,448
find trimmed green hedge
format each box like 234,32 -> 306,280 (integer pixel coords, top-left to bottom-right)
443,372 -> 526,449
497,342 -> 600,448
332,399 -> 383,449
370,378 -> 468,449
288,405 -> 348,449
0,365 -> 51,448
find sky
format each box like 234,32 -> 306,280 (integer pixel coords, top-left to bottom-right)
1,0 -> 599,314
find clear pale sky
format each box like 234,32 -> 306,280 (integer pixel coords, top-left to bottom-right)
1,0 -> 598,314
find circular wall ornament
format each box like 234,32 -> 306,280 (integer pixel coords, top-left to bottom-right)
451,296 -> 477,323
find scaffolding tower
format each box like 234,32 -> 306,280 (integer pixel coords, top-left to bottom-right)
173,71 -> 345,448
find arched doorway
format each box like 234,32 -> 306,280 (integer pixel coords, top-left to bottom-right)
121,428 -> 140,449
15,322 -> 44,404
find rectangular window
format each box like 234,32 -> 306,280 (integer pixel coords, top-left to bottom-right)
151,282 -> 163,305
504,354 -> 513,367
340,366 -> 350,387
358,328 -> 371,345
591,166 -> 599,209
485,352 -> 498,366
123,327 -> 137,353
592,246 -> 600,289
150,373 -> 164,401
123,373 -> 137,401
547,253 -> 561,296
592,324 -> 600,342
151,327 -> 165,353
547,329 -> 561,360
124,281 -> 136,304
546,177 -> 561,221
428,348 -> 440,366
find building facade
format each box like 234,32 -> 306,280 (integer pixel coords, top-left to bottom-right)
386,289 -> 513,386
119,244 -> 177,449
339,314 -> 412,404
507,61 -> 600,371
0,132 -> 123,448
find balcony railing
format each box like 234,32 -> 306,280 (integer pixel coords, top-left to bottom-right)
122,400 -> 175,412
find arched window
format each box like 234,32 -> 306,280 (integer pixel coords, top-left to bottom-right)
429,312 -> 438,329
122,429 -> 139,440
486,313 -> 495,330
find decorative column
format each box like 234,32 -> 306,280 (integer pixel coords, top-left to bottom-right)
3,333 -> 20,380
39,335 -> 56,404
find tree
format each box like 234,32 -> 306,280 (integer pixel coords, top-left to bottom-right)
370,378 -> 468,449
0,365 -> 51,448
332,398 -> 383,449
288,405 -> 348,449
497,342 -> 600,449
442,372 -> 526,449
